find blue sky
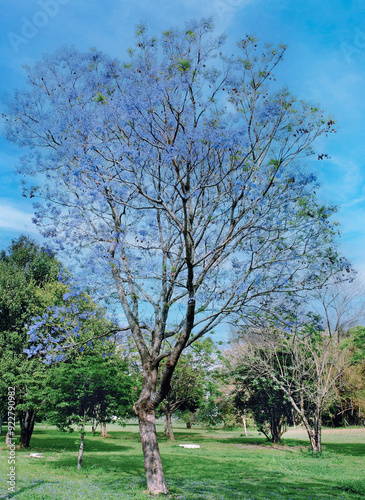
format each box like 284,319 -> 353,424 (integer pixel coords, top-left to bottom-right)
0,0 -> 364,275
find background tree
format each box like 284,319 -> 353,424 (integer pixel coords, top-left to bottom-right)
312,278 -> 365,342
4,20 -> 349,494
0,236 -> 64,447
160,338 -> 221,440
230,320 -> 351,452
310,279 -> 365,426
44,349 -> 135,469
0,235 -> 123,448
334,325 -> 365,426
233,368 -> 294,443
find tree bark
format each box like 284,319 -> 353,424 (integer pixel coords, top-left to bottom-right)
18,409 -> 36,448
138,407 -> 168,495
91,418 -> 96,435
77,431 -> 84,469
100,421 -> 109,438
6,431 -> 13,445
313,408 -> 322,453
242,414 -> 248,436
164,412 -> 174,442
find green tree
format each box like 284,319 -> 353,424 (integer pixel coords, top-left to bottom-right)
0,235 -> 125,448
160,338 -> 220,440
233,368 -> 294,443
0,236 -> 64,447
335,326 -> 365,426
44,350 -> 136,468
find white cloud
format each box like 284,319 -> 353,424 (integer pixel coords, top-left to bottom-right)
0,203 -> 37,233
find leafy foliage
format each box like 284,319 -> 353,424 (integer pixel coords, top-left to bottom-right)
44,352 -> 136,431
0,237 -> 64,439
233,367 -> 294,442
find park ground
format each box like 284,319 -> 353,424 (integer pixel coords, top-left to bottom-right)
0,422 -> 365,499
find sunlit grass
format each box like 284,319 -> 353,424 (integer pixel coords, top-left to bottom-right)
1,421 -> 365,499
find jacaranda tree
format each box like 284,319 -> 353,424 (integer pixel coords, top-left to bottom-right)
3,19 -> 349,494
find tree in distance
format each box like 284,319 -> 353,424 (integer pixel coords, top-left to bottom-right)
4,19 -> 349,494
160,337 -> 221,440
311,278 -> 365,426
44,349 -> 136,469
233,367 -> 294,443
229,315 -> 352,452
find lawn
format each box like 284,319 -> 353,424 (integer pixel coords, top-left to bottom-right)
1,422 -> 364,499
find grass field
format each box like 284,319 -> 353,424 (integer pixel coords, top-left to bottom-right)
1,422 -> 365,499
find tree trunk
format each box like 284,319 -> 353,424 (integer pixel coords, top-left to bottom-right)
77,431 -> 84,469
313,409 -> 322,453
270,379 -> 322,453
165,412 -> 174,442
91,418 -> 96,435
271,424 -> 281,444
138,407 -> 168,495
100,421 -> 109,438
18,409 -> 36,448
270,415 -> 286,444
6,431 -> 13,445
242,414 -> 248,436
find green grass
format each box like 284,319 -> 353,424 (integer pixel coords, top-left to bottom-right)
1,422 -> 365,499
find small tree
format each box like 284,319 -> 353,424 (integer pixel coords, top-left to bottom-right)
233,371 -> 294,443
4,20 -> 349,493
45,351 -> 135,468
230,323 -> 350,452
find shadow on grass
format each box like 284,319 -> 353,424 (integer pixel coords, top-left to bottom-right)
21,433 -> 135,454
167,475 -> 346,500
50,453 -> 145,475
322,442 -> 365,457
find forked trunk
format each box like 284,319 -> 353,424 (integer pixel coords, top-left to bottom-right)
138,408 -> 168,495
100,421 -> 109,438
302,418 -> 322,453
270,415 -> 286,444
